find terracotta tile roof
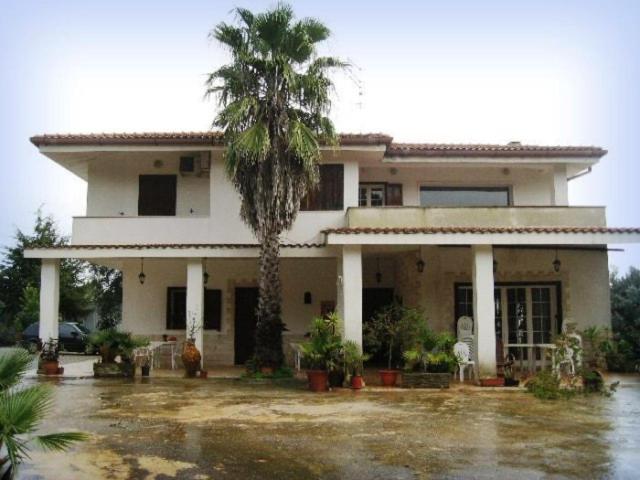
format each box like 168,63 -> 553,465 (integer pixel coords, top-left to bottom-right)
29,132 -> 605,158
28,243 -> 324,250
386,143 -> 606,158
29,132 -> 392,147
322,226 -> 640,235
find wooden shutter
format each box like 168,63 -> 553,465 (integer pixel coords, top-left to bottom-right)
138,175 -> 177,216
301,164 -> 344,211
204,289 -> 222,331
386,183 -> 403,206
166,287 -> 187,329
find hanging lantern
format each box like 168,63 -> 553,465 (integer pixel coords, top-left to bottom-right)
138,258 -> 146,285
203,259 -> 209,284
416,258 -> 425,273
375,257 -> 382,284
553,249 -> 562,273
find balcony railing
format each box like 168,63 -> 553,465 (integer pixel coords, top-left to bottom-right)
347,206 -> 607,229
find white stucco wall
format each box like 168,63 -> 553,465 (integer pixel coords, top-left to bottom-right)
87,155 -> 210,217
121,257 -> 337,366
78,154 -> 359,245
359,164 -> 558,206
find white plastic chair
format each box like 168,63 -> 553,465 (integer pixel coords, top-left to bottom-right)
454,341 -> 476,382
457,315 -> 475,360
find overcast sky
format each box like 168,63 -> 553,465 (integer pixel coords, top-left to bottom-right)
1,0 -> 639,272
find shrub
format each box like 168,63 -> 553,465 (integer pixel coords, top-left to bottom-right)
89,329 -> 148,363
300,313 -> 343,371
364,303 -> 426,369
526,370 -> 575,400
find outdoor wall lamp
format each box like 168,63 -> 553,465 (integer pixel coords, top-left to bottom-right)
304,291 -> 312,304
553,249 -> 562,273
375,257 -> 382,284
416,258 -> 425,273
138,258 -> 146,285
203,259 -> 209,285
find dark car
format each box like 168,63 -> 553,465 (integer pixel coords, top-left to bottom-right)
22,322 -> 92,353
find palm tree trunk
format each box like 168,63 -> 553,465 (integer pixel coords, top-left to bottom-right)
254,230 -> 285,367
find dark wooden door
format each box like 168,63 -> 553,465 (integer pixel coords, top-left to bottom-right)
362,288 -> 395,324
138,175 -> 177,216
234,287 -> 259,365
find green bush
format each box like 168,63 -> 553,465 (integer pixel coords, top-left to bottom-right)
526,370 -> 575,400
300,313 -> 343,371
89,329 -> 148,363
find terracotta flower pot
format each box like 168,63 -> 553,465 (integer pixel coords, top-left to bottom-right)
182,341 -> 201,378
350,375 -> 364,390
260,366 -> 274,376
379,369 -> 399,387
42,360 -> 59,376
480,377 -> 505,387
306,370 -> 328,392
199,370 -> 208,379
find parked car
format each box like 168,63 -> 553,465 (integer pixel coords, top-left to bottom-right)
22,322 -> 93,353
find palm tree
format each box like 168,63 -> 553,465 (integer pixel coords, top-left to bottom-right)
0,349 -> 87,478
206,4 -> 345,367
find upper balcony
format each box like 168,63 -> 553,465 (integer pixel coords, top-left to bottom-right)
346,206 -> 607,229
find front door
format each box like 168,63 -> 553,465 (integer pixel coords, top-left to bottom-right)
234,287 -> 259,365
362,288 -> 395,324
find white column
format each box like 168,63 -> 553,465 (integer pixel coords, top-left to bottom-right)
341,245 -> 362,348
335,254 -> 344,322
186,259 -> 204,361
551,165 -> 568,206
39,259 -> 60,343
472,245 -> 496,378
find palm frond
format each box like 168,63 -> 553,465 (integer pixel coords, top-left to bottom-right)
0,385 -> 54,434
33,432 -> 89,452
0,349 -> 33,390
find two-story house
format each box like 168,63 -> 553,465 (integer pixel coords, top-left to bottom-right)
25,132 -> 640,377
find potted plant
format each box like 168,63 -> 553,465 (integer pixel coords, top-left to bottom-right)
300,313 -> 343,392
181,315 -> 202,378
503,353 -> 519,387
39,338 -> 60,376
364,304 -> 426,387
89,329 -> 148,377
135,349 -> 153,377
343,340 -> 369,389
403,331 -> 457,388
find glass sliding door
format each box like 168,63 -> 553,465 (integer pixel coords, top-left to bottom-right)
455,283 -> 559,363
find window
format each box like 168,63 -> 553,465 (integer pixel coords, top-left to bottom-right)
359,184 -> 385,207
138,175 -> 177,216
454,283 -> 559,356
166,288 -> 222,331
358,183 -> 403,207
420,186 -> 510,207
301,165 -> 343,210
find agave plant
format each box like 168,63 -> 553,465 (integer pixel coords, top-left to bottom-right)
0,349 -> 87,478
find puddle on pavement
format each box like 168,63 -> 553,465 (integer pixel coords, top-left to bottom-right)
18,375 -> 640,479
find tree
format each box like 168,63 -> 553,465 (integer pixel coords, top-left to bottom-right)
609,267 -> 640,371
0,211 -> 93,334
206,4 -> 345,367
0,349 -> 87,478
14,286 -> 39,333
89,266 -> 122,330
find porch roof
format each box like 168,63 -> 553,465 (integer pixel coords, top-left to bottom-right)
23,243 -> 332,259
323,226 -> 640,245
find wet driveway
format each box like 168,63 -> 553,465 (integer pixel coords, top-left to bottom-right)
19,374 -> 640,479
